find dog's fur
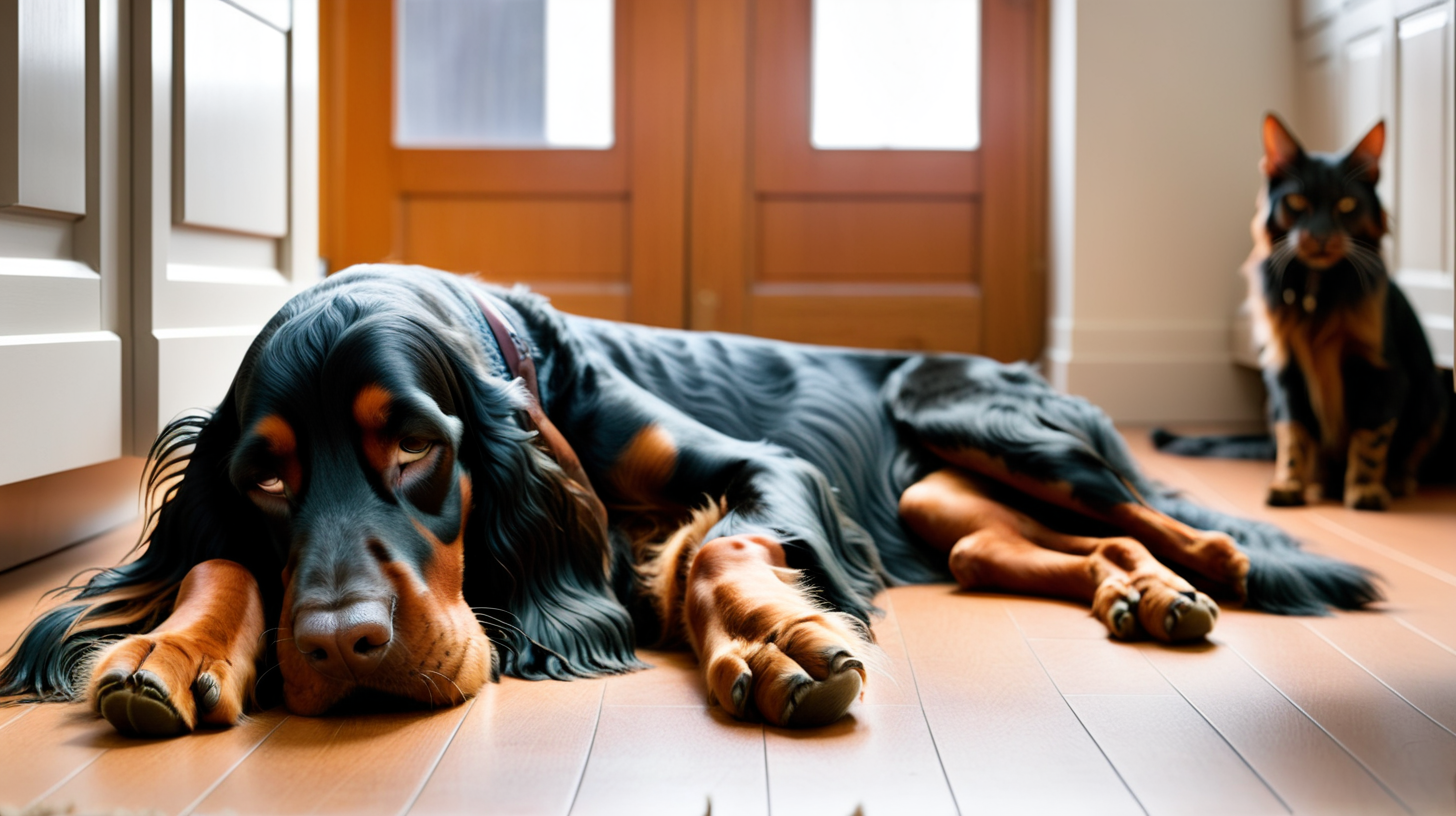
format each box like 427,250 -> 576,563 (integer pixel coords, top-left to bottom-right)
0,266 -> 1378,733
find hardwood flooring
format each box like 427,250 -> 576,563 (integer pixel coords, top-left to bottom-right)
0,429 -> 1453,815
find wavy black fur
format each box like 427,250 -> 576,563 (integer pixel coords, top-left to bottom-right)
1,265 -> 1379,710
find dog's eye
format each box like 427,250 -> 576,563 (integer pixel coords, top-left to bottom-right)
1285,193 -> 1307,211
258,476 -> 285,495
399,437 -> 432,464
1337,196 -> 1358,214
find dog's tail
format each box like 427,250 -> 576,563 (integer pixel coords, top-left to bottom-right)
1143,490 -> 1379,614
1150,428 -> 1276,461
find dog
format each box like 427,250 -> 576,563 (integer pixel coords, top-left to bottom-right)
0,265 -> 1377,735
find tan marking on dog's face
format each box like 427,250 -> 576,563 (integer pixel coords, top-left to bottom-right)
352,384 -> 396,473
252,415 -> 302,492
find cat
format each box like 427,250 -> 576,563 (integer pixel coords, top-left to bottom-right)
1156,114 -> 1449,511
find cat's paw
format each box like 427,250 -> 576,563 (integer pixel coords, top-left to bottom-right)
1345,483 -> 1391,511
1266,480 -> 1308,506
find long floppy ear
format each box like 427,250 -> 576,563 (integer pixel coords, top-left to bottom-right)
1261,113 -> 1305,179
1344,119 -> 1385,182
455,372 -> 644,680
0,393 -> 276,702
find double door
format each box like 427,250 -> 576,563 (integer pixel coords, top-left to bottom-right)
323,0 -> 1047,360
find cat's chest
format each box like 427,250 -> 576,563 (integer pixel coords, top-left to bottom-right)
1269,294 -> 1386,447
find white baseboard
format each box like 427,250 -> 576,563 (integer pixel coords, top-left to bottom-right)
1046,319 -> 1266,423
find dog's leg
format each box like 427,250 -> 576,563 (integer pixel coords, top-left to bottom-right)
86,559 -> 264,737
899,469 -> 1218,642
926,445 -> 1250,601
637,506 -> 871,728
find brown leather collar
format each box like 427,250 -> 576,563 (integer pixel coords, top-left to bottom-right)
472,292 -> 608,532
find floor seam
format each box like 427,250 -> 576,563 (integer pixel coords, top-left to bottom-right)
178,713 -> 291,816
1009,604 -> 1149,816
398,698 -> 476,816
887,591 -> 961,816
565,680 -> 606,816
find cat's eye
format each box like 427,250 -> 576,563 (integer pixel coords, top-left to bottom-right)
399,437 -> 433,464
1284,194 -> 1308,211
258,476 -> 285,495
1337,196 -> 1358,214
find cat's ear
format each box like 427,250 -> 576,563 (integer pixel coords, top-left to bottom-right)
1261,114 -> 1304,178
1344,120 -> 1385,183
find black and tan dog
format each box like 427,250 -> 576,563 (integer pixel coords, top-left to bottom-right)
0,266 -> 1377,735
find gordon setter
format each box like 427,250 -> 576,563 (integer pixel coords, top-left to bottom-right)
0,266 -> 1376,735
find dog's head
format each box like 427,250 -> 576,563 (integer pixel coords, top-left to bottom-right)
0,267 -> 639,711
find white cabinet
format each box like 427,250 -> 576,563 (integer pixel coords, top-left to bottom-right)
0,0 -> 318,563
1292,0 -> 1455,367
0,0 -> 124,486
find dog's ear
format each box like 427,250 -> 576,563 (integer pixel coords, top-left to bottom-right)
0,393 -> 275,701
456,375 -> 643,680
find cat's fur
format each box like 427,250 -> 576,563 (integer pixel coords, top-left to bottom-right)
1159,114 -> 1448,510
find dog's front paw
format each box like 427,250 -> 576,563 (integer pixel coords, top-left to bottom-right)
702,615 -> 868,728
88,631 -> 254,737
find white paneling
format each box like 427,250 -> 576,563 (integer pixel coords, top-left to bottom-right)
1342,30 -> 1386,144
1301,0 -> 1341,30
0,332 -> 121,484
177,0 -> 288,237
1396,5 -> 1450,275
224,0 -> 290,31
1298,53 -> 1340,148
153,328 -> 257,432
0,260 -> 98,335
0,0 -> 86,215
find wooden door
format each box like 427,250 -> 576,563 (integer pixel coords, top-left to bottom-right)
689,0 -> 1047,358
321,0 -> 687,326
323,0 -> 1046,356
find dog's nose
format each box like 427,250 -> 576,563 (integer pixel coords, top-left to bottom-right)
293,600 -> 393,680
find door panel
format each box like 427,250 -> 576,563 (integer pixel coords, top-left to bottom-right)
133,0 -> 320,445
323,0 -> 686,327
177,0 -> 289,236
0,0 -> 123,486
693,0 -> 1045,357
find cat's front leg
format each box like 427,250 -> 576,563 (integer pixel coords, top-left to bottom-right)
1343,357 -> 1406,511
1265,364 -> 1320,506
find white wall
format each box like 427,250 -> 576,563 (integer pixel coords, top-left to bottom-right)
1047,0 -> 1296,422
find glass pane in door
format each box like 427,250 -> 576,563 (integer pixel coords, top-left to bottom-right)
811,0 -> 980,150
395,0 -> 613,148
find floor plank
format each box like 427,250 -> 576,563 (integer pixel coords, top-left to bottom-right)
570,705 -> 767,816
892,586 -> 1142,815
42,709 -> 288,816
1303,612 -> 1456,735
0,702 -> 114,808
407,678 -> 603,816
188,706 -> 472,815
1064,695 -> 1288,816
1216,611 -> 1456,814
1139,640 -> 1407,816
765,704 -> 957,816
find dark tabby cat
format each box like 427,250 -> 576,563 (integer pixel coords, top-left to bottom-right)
1158,114 -> 1449,510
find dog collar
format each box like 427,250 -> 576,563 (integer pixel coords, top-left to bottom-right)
471,291 -> 609,532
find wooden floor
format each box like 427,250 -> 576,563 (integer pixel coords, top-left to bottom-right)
2,430 -> 1454,815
